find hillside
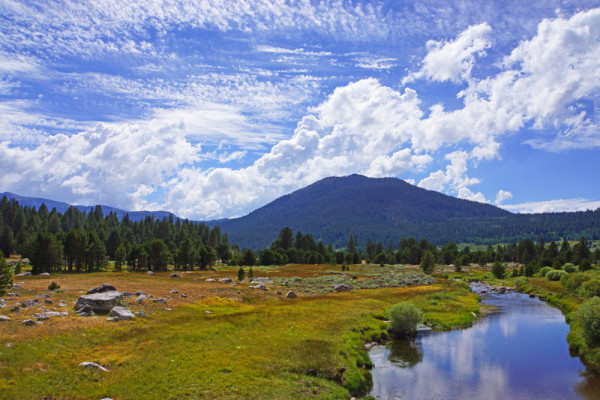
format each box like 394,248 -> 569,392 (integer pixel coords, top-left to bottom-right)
210,175 -> 600,249
0,192 -> 174,222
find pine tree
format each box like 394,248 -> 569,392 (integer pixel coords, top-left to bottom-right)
420,250 -> 436,274
0,255 -> 12,296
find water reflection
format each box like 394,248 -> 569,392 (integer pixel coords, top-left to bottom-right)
369,286 -> 600,400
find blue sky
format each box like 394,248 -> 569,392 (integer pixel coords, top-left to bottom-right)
1,0 -> 600,220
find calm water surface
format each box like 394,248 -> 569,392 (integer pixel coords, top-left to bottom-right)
369,283 -> 600,399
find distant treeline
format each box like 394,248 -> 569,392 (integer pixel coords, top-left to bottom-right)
0,196 -> 232,273
229,227 -> 600,272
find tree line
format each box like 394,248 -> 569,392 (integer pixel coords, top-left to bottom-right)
0,196 -> 232,273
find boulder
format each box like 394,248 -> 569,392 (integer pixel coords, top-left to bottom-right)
135,295 -> 146,304
0,299 -> 6,308
21,319 -> 36,326
147,271 -> 154,276
205,278 -> 216,282
21,299 -> 39,308
0,315 -> 10,322
170,289 -> 178,294
283,281 -> 289,286
285,291 -> 298,299
36,294 -> 51,298
79,362 -> 109,372
153,298 -> 168,304
86,283 -> 117,295
134,312 -> 148,318
15,272 -> 32,276
44,299 -> 53,305
121,292 -> 134,298
181,294 -> 187,298
108,306 -> 135,321
33,313 -> 50,321
7,292 -> 21,297
250,277 -> 272,284
218,278 -> 233,284
75,291 -> 123,313
250,284 -> 268,291
134,290 -> 147,296
10,284 -> 23,290
39,272 -> 50,276
10,305 -> 20,313
332,284 -> 351,292
169,273 -> 180,278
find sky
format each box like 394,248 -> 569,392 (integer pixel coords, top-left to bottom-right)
1,0 -> 600,221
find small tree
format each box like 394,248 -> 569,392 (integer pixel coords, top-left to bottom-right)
492,261 -> 505,279
237,266 -> 245,281
574,297 -> 600,346
248,267 -> 254,279
0,255 -> 13,296
114,244 -> 127,271
420,251 -> 436,275
388,302 -> 423,338
242,249 -> 256,266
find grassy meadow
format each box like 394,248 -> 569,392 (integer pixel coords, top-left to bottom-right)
0,263 -> 481,399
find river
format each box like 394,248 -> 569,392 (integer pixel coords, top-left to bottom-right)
368,283 -> 600,399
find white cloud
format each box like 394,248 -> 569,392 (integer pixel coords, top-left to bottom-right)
417,151 -> 480,194
495,190 -> 513,204
355,56 -> 397,70
255,45 -> 332,57
502,198 -> 600,213
457,187 -> 488,203
404,22 -> 492,84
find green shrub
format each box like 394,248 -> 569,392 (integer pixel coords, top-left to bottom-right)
491,261 -> 505,279
545,269 -> 568,281
513,277 -> 529,287
14,262 -> 22,275
562,263 -> 578,273
48,281 -> 60,291
579,258 -> 592,272
237,267 -> 245,281
579,279 -> 600,298
388,302 -> 423,338
561,271 -> 591,293
452,280 -> 471,291
538,267 -> 553,277
573,297 -> 600,346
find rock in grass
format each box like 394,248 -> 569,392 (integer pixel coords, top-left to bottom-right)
285,291 -> 297,299
147,271 -> 154,276
21,299 -> 39,308
152,298 -> 168,304
86,283 -> 117,295
205,278 -> 216,282
170,289 -> 178,294
32,313 -> 50,321
332,284 -> 351,292
15,272 -> 31,276
79,361 -> 109,372
75,291 -> 123,313
218,278 -> 233,284
21,319 -> 36,326
135,295 -> 146,304
0,299 -> 6,308
108,306 -> 135,321
134,290 -> 147,296
10,305 -> 20,313
169,273 -> 180,278
134,312 -> 148,318
39,272 -> 50,276
10,284 -> 23,290
0,315 -> 10,322
121,291 -> 134,298
251,277 -> 273,285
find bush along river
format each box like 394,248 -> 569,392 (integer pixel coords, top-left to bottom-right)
368,282 -> 600,399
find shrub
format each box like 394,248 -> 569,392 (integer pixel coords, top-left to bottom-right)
248,267 -> 253,279
573,297 -> 600,346
561,271 -> 591,293
513,277 -> 529,287
578,279 -> 600,298
237,267 -> 245,281
388,302 -> 423,338
562,263 -> 578,273
452,280 -> 471,291
538,267 -> 553,278
420,251 -> 436,275
48,281 -> 60,291
579,258 -> 592,272
545,269 -> 568,281
491,261 -> 505,279
14,262 -> 22,275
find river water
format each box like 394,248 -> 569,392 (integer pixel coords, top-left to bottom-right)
368,283 -> 600,399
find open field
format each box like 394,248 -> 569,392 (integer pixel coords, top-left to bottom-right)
0,264 -> 481,399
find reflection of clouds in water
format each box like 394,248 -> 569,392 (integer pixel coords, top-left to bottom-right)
370,290 -> 600,400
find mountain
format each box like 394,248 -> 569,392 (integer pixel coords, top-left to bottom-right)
0,192 -> 175,223
210,174 -> 600,249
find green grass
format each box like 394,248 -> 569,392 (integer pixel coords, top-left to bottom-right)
0,267 -> 480,399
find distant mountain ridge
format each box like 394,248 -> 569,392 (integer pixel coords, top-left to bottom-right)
0,192 -> 175,222
210,174 -> 600,249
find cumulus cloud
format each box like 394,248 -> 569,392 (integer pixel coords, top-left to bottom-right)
495,190 -> 513,204
404,22 -> 492,84
417,151 -> 480,193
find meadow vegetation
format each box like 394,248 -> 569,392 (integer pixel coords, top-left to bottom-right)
0,262 -> 480,399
